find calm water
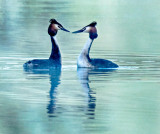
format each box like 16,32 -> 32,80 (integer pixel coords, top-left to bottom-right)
1,0 -> 160,134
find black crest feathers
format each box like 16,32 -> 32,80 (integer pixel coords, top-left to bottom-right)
87,21 -> 97,27
49,19 -> 62,27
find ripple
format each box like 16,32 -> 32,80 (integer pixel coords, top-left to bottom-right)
118,66 -> 139,70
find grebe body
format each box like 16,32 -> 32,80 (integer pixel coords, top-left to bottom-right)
73,22 -> 118,69
23,19 -> 69,69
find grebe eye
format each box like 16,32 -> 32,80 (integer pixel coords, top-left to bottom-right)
58,25 -> 61,28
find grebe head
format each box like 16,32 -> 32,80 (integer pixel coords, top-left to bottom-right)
72,21 -> 98,40
48,19 -> 70,36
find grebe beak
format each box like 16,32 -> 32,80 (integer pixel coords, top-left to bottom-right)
60,27 -> 70,32
72,28 -> 85,33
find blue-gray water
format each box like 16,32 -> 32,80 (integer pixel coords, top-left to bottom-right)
0,0 -> 160,134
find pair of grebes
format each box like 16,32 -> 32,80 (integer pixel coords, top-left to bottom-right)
23,19 -> 118,69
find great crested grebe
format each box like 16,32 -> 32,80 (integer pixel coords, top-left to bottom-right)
72,22 -> 118,69
23,19 -> 70,69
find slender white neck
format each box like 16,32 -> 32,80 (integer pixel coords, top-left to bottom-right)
77,38 -> 94,67
80,38 -> 93,57
53,36 -> 58,46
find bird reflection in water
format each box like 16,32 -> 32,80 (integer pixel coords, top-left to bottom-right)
77,68 -> 96,119
47,67 -> 61,117
77,68 -> 115,119
24,67 -> 116,118
24,67 -> 61,117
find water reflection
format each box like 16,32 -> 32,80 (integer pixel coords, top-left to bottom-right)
77,68 -> 116,119
47,68 -> 61,117
77,68 -> 96,119
24,67 -> 61,117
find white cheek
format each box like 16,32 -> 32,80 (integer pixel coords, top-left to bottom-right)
55,24 -> 60,30
84,27 -> 90,33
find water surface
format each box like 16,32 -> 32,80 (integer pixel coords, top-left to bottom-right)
0,0 -> 160,134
